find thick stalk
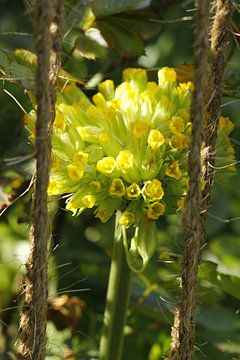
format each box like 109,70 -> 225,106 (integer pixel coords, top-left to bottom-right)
99,213 -> 132,360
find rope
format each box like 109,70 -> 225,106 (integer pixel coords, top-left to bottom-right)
169,1 -> 232,359
169,1 -> 209,359
16,1 -> 63,359
202,0 -> 232,210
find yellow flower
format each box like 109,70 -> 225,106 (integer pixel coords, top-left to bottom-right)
177,81 -> 194,93
146,82 -> 159,101
158,96 -> 171,109
97,157 -> 115,175
67,162 -> 84,181
95,197 -> 121,223
177,197 -> 185,211
54,110 -> 66,132
87,105 -> 100,119
158,67 -> 177,84
48,179 -> 60,195
218,116 -> 234,133
66,200 -> 79,214
78,126 -> 109,143
82,195 -> 96,208
74,151 -> 89,163
90,181 -> 101,191
98,79 -> 115,100
92,92 -> 106,107
166,161 -> 182,180
144,179 -> 164,201
177,108 -> 190,120
99,130 -> 109,143
123,68 -> 147,88
104,107 -> 116,121
109,178 -> 126,197
25,66 -> 235,233
51,154 -> 60,170
119,211 -> 135,227
147,202 -> 165,220
132,121 -> 151,138
116,150 -> 134,170
24,65 -> 236,275
77,127 -> 91,140
169,116 -> 185,134
126,183 -> 141,199
147,129 -> 164,150
169,134 -> 190,149
95,209 -> 107,222
109,99 -> 120,110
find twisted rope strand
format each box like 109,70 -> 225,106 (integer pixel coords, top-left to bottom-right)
169,1 -> 210,359
202,0 -> 232,210
16,1 -> 63,359
169,1 -> 232,359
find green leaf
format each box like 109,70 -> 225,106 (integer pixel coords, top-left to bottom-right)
215,340 -> 240,354
137,221 -> 158,268
199,261 -> 240,300
46,322 -> 71,359
14,48 -> 36,67
64,3 -> 95,33
0,50 -> 11,76
108,11 -> 163,40
209,235 -> 240,276
58,68 -> 85,85
10,49 -> 36,88
197,305 -> 240,332
96,17 -> 145,57
148,333 -> 171,360
74,31 -> 108,59
123,221 -> 158,272
0,49 -> 84,89
92,0 -> 151,16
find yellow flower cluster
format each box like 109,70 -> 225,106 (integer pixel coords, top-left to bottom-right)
25,67 -> 236,229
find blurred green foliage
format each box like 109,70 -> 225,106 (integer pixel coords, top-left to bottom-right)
0,0 -> 240,359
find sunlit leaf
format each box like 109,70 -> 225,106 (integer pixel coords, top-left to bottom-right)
209,235 -> 240,276
74,31 -> 108,59
199,261 -> 240,300
64,2 -> 95,34
0,49 -> 84,89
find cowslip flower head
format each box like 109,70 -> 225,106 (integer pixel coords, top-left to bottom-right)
25,67 -> 236,271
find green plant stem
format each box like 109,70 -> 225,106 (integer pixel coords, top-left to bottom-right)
99,213 -> 132,360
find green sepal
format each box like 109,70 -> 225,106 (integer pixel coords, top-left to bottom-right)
122,220 -> 158,272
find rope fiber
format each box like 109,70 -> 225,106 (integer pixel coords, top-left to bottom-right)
16,1 -> 63,359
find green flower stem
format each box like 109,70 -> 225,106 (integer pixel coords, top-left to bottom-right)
99,212 -> 132,360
